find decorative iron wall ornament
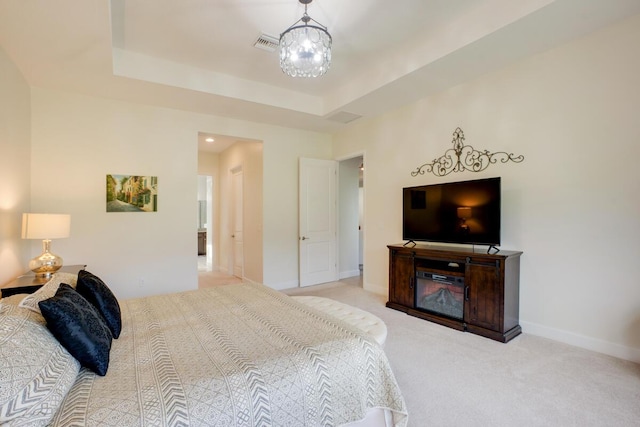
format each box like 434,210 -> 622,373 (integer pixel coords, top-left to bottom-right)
411,127 -> 524,177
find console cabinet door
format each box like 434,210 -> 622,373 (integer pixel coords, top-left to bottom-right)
465,261 -> 501,332
389,250 -> 414,308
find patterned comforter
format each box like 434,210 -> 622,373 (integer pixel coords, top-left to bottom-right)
50,283 -> 407,426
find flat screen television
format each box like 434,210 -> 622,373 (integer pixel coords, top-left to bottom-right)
403,177 -> 501,246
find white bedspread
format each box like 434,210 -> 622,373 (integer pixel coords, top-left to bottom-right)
50,283 -> 407,426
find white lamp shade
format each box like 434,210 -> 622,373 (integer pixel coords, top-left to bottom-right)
21,213 -> 71,239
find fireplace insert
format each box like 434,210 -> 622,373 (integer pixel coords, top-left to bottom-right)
415,270 -> 465,320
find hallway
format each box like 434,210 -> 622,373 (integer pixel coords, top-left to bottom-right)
198,269 -> 242,288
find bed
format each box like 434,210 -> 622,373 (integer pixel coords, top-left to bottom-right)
0,271 -> 407,426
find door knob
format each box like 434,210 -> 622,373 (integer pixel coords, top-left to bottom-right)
300,236 -> 309,240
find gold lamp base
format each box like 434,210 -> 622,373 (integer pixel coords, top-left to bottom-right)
29,239 -> 63,278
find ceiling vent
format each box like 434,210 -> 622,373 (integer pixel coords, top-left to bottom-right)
253,33 -> 279,52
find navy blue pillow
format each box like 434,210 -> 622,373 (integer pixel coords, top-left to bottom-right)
39,284 -> 112,376
76,270 -> 122,339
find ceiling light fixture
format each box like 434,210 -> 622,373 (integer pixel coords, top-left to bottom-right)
279,0 -> 331,78
205,137 -> 214,142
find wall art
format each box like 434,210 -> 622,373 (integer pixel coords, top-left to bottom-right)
106,174 -> 158,212
411,127 -> 524,177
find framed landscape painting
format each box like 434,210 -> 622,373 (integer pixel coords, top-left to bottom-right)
106,174 -> 158,212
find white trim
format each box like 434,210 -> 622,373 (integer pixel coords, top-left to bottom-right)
521,320 -> 640,363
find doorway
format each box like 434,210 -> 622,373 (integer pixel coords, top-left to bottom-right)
197,175 -> 213,272
338,155 -> 364,283
230,166 -> 244,278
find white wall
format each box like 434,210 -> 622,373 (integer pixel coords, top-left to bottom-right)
28,88 -> 332,298
197,175 -> 207,202
338,157 -> 361,279
30,88 -> 199,299
332,14 -> 640,362
0,46 -> 31,285
262,136 -> 333,289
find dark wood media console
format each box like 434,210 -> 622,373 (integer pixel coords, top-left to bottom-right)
387,243 -> 523,343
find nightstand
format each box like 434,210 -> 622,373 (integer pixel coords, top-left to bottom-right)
0,264 -> 86,298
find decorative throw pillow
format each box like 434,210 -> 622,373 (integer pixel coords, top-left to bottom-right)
76,270 -> 122,338
0,303 -> 80,426
18,272 -> 78,313
39,284 -> 113,376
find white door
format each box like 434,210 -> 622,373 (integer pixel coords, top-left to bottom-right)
299,158 -> 337,287
231,167 -> 244,278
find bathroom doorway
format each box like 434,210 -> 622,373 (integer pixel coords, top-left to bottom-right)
197,175 -> 213,272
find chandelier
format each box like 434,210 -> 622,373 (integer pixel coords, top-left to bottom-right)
279,0 -> 332,78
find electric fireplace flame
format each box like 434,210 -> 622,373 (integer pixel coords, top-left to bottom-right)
415,271 -> 464,320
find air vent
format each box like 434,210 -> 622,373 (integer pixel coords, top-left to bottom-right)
253,33 -> 279,52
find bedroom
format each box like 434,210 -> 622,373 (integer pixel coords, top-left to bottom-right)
1,0 -> 639,424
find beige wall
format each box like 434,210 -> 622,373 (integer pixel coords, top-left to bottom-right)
333,14 -> 640,362
26,88 -> 331,298
0,46 -> 31,285
30,88 -> 200,298
263,135 -> 333,289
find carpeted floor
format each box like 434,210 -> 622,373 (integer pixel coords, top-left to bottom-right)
198,269 -> 243,288
281,276 -> 640,427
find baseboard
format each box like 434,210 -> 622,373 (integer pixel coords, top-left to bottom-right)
339,270 -> 361,279
521,320 -> 640,364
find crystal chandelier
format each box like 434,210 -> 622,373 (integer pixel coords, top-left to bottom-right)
279,0 -> 332,78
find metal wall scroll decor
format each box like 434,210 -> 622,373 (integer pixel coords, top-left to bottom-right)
411,127 -> 524,177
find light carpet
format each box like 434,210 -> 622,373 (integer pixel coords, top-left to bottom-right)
282,277 -> 640,427
198,270 -> 243,288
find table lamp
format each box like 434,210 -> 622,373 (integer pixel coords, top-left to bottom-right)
21,213 -> 71,277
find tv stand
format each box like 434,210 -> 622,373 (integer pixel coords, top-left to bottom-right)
387,243 -> 522,343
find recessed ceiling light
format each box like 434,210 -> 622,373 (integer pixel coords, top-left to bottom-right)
205,137 -> 214,142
